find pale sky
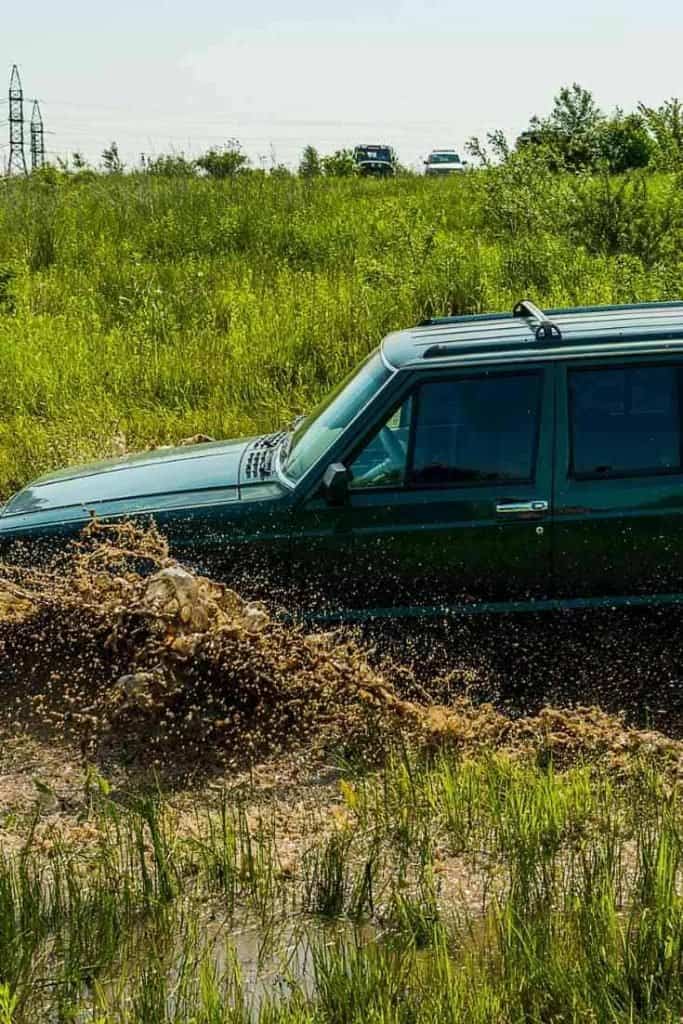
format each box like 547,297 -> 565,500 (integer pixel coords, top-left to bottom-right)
2,1 -> 683,170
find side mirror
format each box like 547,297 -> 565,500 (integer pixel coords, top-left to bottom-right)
322,462 -> 349,506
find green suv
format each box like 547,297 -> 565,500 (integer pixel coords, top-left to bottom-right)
3,299 -> 683,620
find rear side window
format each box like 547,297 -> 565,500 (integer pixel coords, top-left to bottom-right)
569,365 -> 681,478
410,373 -> 542,486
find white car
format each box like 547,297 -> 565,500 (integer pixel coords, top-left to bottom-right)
424,150 -> 467,176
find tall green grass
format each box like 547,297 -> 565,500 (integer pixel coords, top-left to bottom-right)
0,166 -> 682,495
2,749 -> 683,1020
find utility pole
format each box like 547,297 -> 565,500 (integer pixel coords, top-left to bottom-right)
30,99 -> 45,171
8,65 -> 28,176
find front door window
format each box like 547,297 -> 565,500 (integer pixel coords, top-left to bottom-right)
348,372 -> 542,491
410,374 -> 542,486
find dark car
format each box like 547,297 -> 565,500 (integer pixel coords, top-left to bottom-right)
353,145 -> 396,178
4,299 -> 683,621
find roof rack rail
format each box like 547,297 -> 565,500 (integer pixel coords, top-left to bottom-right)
513,299 -> 562,341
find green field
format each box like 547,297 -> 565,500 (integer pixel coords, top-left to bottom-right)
1,163 -> 682,496
3,161 -> 683,1021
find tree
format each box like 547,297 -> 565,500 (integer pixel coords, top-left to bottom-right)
549,84 -> 603,141
299,145 -> 322,178
101,141 -> 124,174
599,111 -> 653,173
518,84 -> 605,170
196,140 -> 249,179
466,130 -> 511,166
321,148 -> 356,177
638,98 -> 683,168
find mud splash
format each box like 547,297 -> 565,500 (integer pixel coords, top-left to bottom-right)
1,521 -> 682,776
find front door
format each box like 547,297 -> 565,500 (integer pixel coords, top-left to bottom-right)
554,357 -> 683,603
291,363 -> 554,618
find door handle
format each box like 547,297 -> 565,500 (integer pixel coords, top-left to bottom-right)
496,500 -> 549,515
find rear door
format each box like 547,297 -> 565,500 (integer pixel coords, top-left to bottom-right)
291,362 -> 555,617
553,357 -> 683,602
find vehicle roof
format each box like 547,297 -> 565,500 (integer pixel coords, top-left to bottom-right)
381,301 -> 683,370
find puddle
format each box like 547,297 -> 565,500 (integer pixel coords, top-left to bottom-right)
78,907 -> 379,1021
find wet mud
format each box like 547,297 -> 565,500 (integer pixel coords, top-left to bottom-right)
2,520 -> 683,781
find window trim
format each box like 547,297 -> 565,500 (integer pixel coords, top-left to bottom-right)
345,369 -> 544,494
567,362 -> 683,482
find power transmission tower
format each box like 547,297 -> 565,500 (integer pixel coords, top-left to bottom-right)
30,99 -> 45,171
8,65 -> 28,176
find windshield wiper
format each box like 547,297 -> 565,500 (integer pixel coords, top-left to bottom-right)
279,415 -> 305,462
274,414 -> 306,479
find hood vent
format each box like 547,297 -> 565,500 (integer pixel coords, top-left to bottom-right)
244,432 -> 287,480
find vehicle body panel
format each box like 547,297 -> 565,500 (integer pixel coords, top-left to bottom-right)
2,439 -> 247,522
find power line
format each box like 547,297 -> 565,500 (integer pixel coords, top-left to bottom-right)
40,98 -> 461,130
30,99 -> 45,171
8,65 -> 28,176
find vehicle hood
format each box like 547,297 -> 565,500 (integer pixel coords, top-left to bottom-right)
426,162 -> 464,172
1,437 -> 255,523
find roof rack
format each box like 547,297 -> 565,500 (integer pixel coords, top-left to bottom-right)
513,299 -> 562,341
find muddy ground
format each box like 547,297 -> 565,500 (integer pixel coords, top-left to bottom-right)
2,520 -> 683,845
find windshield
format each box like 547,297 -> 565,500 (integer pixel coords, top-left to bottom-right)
429,152 -> 460,164
284,350 -> 391,483
355,147 -> 392,163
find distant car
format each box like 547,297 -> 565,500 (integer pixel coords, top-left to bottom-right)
424,150 -> 466,176
5,300 -> 683,621
353,145 -> 396,178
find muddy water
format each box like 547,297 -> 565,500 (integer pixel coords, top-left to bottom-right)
87,909 -> 375,1021
359,605 -> 683,732
1,519 -> 683,776
206,914 -> 377,1014
5,520 -> 683,1020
